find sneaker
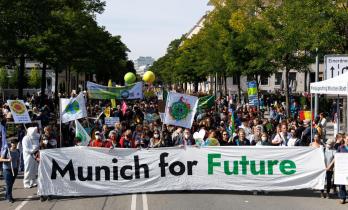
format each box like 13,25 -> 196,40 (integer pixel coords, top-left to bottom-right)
326,193 -> 330,199
8,198 -> 14,203
320,192 -> 325,198
339,199 -> 345,204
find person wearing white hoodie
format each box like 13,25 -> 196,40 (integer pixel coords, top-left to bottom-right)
22,127 -> 40,188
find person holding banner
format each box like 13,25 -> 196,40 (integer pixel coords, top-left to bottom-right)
119,130 -> 135,148
336,135 -> 348,204
89,131 -> 104,147
0,139 -> 20,203
22,127 -> 40,189
104,131 -> 119,149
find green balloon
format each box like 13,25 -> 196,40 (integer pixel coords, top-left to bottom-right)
124,72 -> 136,84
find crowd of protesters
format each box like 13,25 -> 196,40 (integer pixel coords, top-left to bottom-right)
0,92 -> 347,204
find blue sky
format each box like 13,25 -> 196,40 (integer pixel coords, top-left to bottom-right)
96,0 -> 211,61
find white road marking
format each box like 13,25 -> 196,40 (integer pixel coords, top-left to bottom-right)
131,194 -> 137,210
142,193 -> 148,210
15,195 -> 33,210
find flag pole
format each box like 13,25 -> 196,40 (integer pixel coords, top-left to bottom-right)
59,97 -> 62,148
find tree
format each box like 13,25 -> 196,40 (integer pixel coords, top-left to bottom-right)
9,66 -> 28,89
28,67 -> 41,88
0,67 -> 9,88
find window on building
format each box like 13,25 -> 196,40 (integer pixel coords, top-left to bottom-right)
260,75 -> 269,85
275,72 -> 282,85
247,75 -> 255,81
232,75 -> 238,85
289,72 -> 297,83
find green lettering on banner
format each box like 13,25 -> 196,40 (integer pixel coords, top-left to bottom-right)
279,160 -> 296,175
239,156 -> 250,175
208,153 -> 221,175
267,160 -> 279,175
250,160 -> 265,175
224,160 -> 239,175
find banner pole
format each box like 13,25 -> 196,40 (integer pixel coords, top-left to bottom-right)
310,93 -> 313,143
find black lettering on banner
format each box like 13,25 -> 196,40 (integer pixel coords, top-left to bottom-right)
134,155 -> 149,178
51,159 -> 76,180
187,161 -> 198,175
120,165 -> 133,180
169,161 -> 186,176
78,166 -> 93,181
96,166 -> 110,181
159,152 -> 169,177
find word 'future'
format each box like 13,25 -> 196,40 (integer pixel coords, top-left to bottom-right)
208,154 -> 296,175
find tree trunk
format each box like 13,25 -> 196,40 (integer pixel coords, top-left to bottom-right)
224,74 -> 227,96
237,74 -> 241,103
18,54 -> 25,99
194,81 -> 199,93
54,68 -> 59,106
304,71 -> 307,92
255,75 -> 261,119
284,67 -> 290,117
68,66 -> 71,95
40,62 -> 47,106
65,66 -> 68,95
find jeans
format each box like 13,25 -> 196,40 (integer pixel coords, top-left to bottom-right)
321,171 -> 333,194
339,185 -> 347,201
3,168 -> 18,200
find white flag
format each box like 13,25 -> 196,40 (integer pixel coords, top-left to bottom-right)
75,120 -> 91,146
164,92 -> 198,128
60,93 -> 87,123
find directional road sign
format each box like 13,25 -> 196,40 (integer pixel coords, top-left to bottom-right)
324,55 -> 348,79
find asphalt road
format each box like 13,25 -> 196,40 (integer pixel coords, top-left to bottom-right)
0,174 -> 347,210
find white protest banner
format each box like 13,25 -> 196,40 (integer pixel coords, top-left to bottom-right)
164,92 -> 198,128
334,153 -> 348,185
38,147 -> 325,196
60,93 -> 87,123
105,117 -> 120,127
7,100 -> 31,124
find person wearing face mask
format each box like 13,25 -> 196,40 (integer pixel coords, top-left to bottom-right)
89,131 -> 104,147
179,129 -> 195,147
22,127 -> 40,189
40,126 -> 57,149
256,132 -> 271,146
150,130 -> 162,148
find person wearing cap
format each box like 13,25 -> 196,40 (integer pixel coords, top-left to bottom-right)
89,131 -> 104,147
0,139 -> 20,203
320,138 -> 336,199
